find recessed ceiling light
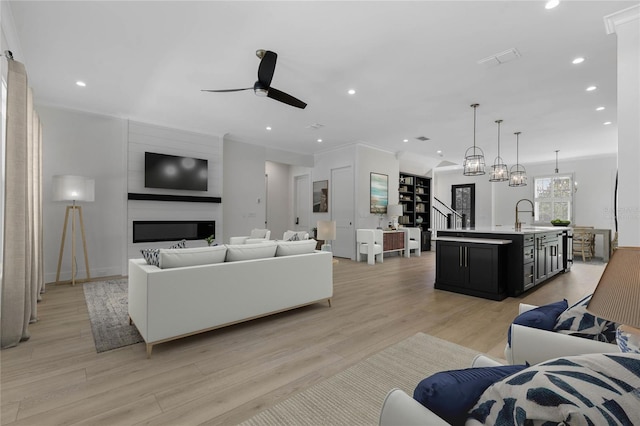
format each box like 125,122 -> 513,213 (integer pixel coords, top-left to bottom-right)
603,121 -> 612,125
436,150 -> 443,155
403,139 -> 409,143
266,126 -> 272,131
596,106 -> 605,111
572,57 -> 585,64
76,81 -> 86,87
348,89 -> 356,95
586,85 -> 597,91
317,138 -> 323,143
545,0 -> 560,9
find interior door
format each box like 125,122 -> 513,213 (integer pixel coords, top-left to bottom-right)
452,184 -> 475,228
294,175 -> 310,233
331,166 -> 355,258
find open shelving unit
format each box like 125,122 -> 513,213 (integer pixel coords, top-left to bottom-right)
399,172 -> 432,250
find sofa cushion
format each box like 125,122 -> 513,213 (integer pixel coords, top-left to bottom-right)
225,241 -> 277,261
469,353 -> 640,425
276,239 -> 317,257
413,364 -> 528,425
507,299 -> 568,346
554,294 -> 618,343
158,245 -> 227,269
140,239 -> 187,266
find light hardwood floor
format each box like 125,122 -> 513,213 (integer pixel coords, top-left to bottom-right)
1,252 -> 605,425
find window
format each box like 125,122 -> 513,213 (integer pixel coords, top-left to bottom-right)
534,174 -> 574,223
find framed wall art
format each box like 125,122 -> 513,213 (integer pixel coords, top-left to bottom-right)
370,172 -> 388,214
313,180 -> 328,213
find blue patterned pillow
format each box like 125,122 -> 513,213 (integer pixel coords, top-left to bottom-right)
469,353 -> 640,425
554,294 -> 618,343
413,364 -> 527,425
140,239 -> 187,266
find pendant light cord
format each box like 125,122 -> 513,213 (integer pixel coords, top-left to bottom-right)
471,103 -> 479,155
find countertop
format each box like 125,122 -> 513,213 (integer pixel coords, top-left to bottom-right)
437,226 -> 570,235
437,236 -> 512,245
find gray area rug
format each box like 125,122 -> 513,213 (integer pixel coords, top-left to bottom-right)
83,278 -> 143,353
240,332 -> 482,426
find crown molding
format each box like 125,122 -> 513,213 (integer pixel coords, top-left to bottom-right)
604,4 -> 640,35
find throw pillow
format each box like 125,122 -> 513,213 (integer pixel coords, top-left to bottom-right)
140,239 -> 187,266
413,364 -> 528,425
288,232 -> 300,241
554,294 -> 618,343
507,299 -> 568,346
468,353 -> 640,425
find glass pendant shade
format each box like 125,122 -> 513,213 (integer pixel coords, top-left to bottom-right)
509,131 -> 527,187
463,103 -> 486,176
489,119 -> 509,182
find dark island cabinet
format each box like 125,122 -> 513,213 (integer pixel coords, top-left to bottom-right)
437,229 -> 568,298
435,239 -> 508,301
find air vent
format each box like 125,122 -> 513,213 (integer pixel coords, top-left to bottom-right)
415,136 -> 430,141
477,48 -> 521,67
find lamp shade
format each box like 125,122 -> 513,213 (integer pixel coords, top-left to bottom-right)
587,247 -> 640,328
317,220 -> 336,241
387,204 -> 404,217
52,175 -> 95,202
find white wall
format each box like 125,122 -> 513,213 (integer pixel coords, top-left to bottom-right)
266,161 -> 290,240
611,7 -> 640,246
433,167 -> 493,228
126,121 -> 223,259
222,138 -> 268,242
356,145 -> 400,230
40,106 -> 127,283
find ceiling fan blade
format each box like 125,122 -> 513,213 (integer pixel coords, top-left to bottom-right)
257,50 -> 277,87
201,87 -> 252,93
267,87 -> 307,109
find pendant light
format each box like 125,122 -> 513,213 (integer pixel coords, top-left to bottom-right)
509,131 -> 527,187
554,150 -> 560,173
489,119 -> 508,182
463,103 -> 486,176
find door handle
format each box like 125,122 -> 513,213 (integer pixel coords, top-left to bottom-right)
295,217 -> 299,225
459,246 -> 463,267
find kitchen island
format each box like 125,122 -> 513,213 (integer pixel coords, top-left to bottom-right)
436,227 -> 569,300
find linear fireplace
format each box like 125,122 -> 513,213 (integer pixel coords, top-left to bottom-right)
133,220 -> 215,243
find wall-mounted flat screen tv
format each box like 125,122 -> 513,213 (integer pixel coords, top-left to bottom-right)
145,152 -> 208,191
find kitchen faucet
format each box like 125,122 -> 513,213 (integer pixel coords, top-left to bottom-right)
515,199 -> 534,231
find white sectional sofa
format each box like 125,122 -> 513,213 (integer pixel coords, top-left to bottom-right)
128,240 -> 333,357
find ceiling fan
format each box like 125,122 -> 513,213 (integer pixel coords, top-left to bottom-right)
202,49 -> 307,109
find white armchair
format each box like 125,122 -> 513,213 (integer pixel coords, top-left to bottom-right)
229,228 -> 271,245
504,303 -> 618,365
402,227 -> 421,258
357,229 -> 384,265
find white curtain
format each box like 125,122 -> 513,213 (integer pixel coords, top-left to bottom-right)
1,59 -> 44,349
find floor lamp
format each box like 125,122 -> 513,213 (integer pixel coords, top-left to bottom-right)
53,175 -> 94,285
